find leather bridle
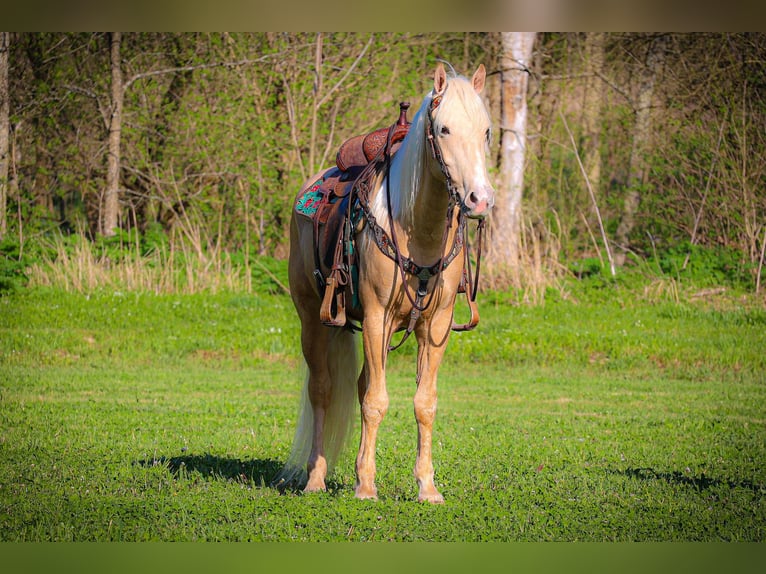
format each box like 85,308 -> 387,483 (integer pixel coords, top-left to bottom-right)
371,89 -> 484,350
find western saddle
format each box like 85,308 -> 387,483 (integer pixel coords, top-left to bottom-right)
296,103 -> 411,329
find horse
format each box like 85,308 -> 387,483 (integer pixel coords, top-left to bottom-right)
278,63 -> 495,503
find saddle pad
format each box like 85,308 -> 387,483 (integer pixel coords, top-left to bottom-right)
294,178 -> 325,219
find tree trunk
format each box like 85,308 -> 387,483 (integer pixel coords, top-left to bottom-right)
102,32 -> 123,236
0,32 -> 10,240
488,31 -> 536,285
614,34 -> 666,264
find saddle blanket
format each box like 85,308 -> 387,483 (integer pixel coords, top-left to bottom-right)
293,171 -> 361,310
294,177 -> 327,219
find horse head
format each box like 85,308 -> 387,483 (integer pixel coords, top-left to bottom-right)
428,63 -> 495,219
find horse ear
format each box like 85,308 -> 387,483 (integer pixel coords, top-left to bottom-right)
434,63 -> 447,95
471,64 -> 486,94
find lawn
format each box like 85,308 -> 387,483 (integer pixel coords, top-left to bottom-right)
0,286 -> 764,541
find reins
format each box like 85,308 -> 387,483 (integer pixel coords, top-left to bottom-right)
384,117 -> 455,350
381,90 -> 484,350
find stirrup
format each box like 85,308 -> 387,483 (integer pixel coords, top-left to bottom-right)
451,270 -> 479,331
451,296 -> 479,331
319,275 -> 347,328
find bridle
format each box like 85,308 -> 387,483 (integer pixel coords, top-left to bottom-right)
358,87 -> 485,350
424,93 -> 462,210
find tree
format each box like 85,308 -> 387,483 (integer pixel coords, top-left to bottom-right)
614,34 -> 667,264
102,32 -> 123,236
488,32 -> 536,285
582,32 -> 605,217
0,32 -> 9,239
121,33 -> 197,232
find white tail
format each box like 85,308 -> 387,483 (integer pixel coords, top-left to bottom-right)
275,328 -> 359,488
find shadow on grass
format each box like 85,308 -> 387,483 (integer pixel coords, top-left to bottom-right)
136,453 -> 347,495
615,467 -> 764,493
138,453 -> 283,489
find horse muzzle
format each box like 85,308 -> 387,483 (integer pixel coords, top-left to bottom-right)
462,187 -> 495,219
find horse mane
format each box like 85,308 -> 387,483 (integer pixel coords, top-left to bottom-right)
371,92 -> 430,228
371,69 -> 490,229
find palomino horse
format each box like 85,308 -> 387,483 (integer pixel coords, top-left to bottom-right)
278,63 -> 494,503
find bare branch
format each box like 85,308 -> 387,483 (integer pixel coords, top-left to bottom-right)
316,34 -> 374,109
63,83 -> 110,131
682,119 -> 727,270
122,53 -> 281,92
560,111 -> 616,278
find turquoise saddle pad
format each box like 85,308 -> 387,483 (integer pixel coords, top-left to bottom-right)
294,178 -> 326,219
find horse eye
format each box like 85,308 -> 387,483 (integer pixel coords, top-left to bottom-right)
440,126 -> 450,136
485,129 -> 491,143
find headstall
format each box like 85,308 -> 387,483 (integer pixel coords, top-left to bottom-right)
353,87 -> 484,350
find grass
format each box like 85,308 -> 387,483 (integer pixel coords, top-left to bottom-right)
1,285 -> 765,541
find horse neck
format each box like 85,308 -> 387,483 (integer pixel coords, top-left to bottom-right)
390,142 -> 455,259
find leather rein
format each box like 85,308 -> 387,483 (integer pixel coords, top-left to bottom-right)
357,91 -> 485,350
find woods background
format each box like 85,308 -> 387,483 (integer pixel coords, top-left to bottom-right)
0,32 -> 764,295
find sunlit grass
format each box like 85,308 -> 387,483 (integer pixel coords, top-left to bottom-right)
1,288 -> 764,540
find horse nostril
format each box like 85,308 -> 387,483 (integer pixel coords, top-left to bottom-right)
464,191 -> 490,217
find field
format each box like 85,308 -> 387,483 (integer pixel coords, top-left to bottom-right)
1,285 -> 765,542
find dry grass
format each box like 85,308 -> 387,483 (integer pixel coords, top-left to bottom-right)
26,233 -> 250,294
641,276 -> 681,305
482,213 -> 568,304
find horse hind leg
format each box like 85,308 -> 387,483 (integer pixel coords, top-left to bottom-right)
305,361 -> 331,492
276,209 -> 356,492
279,320 -> 358,493
316,328 -> 358,489
304,334 -> 340,492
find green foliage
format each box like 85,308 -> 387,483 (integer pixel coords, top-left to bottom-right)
656,242 -> 755,289
248,254 -> 289,295
568,256 -> 606,279
0,238 -> 29,293
91,227 -> 141,259
564,239 -> 758,297
140,222 -> 170,256
6,32 -> 766,297
7,32 -> 494,259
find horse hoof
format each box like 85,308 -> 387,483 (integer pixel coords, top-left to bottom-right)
354,486 -> 378,500
418,492 -> 445,504
303,480 -> 326,493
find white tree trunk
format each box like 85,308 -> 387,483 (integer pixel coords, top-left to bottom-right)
490,32 -> 536,280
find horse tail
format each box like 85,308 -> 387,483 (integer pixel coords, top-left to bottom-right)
275,327 -> 359,489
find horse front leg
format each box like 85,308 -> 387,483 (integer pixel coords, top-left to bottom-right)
355,315 -> 390,500
412,316 -> 451,504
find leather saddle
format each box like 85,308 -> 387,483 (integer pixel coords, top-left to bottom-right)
335,102 -> 409,173
303,102 -> 412,328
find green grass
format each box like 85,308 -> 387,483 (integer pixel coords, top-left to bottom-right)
1,287 -> 764,541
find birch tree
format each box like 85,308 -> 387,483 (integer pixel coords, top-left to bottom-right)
488,31 -> 536,284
